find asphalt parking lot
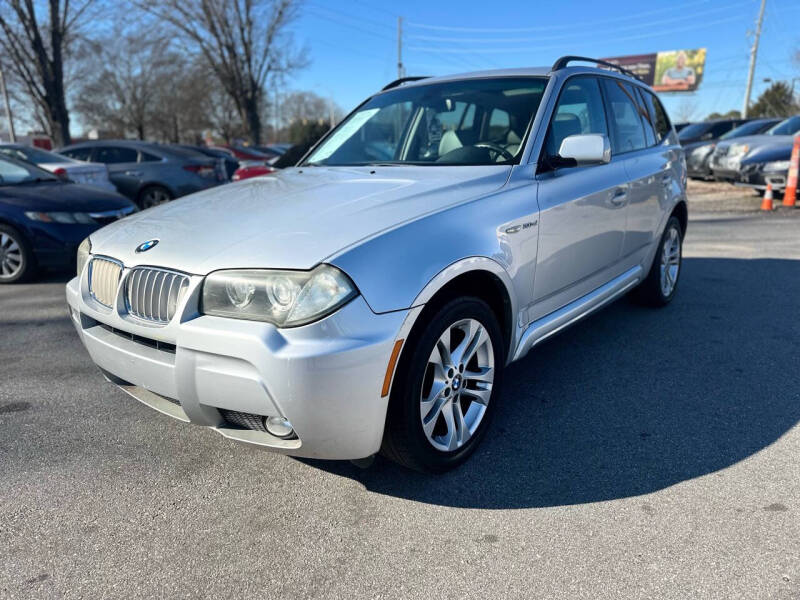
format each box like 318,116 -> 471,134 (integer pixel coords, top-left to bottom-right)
1,184 -> 799,599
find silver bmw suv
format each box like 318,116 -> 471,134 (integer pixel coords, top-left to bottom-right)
66,57 -> 687,472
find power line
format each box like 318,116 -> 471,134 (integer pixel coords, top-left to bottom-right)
407,1 -> 754,44
406,0 -> 731,33
408,15 -> 749,54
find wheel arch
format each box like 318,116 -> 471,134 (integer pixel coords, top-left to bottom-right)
671,200 -> 688,236
396,258 -> 518,364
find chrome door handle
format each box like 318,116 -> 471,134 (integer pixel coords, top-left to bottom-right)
609,188 -> 627,206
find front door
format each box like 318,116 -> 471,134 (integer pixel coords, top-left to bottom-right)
531,76 -> 629,322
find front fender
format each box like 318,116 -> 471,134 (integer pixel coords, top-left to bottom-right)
329,179 -> 539,320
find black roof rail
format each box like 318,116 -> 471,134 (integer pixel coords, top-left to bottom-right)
381,76 -> 429,91
551,56 -> 640,80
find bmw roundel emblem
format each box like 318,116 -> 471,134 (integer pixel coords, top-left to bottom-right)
135,239 -> 159,253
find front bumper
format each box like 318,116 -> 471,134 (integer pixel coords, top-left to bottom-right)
66,270 -> 408,460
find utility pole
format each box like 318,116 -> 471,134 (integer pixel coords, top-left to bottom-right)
397,16 -> 405,79
742,0 -> 766,118
0,68 -> 16,143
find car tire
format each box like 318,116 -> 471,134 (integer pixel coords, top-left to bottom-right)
0,224 -> 36,284
632,215 -> 683,307
381,297 -> 504,473
137,185 -> 172,209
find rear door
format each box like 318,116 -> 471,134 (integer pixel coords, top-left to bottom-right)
531,76 -> 630,320
93,146 -> 141,199
600,78 -> 664,266
621,86 -> 681,263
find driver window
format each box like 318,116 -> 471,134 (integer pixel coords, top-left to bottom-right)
546,77 -> 608,157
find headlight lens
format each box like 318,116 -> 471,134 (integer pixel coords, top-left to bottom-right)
762,160 -> 791,172
76,237 -> 91,276
728,143 -> 749,158
25,211 -> 96,224
201,264 -> 358,327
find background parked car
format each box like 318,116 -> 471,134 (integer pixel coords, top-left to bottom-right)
173,144 -> 239,181
207,144 -> 279,163
710,115 -> 800,189
0,154 -> 135,283
677,119 -> 747,145
0,143 -> 117,193
673,122 -> 690,133
231,162 -> 276,181
253,143 -> 291,157
685,118 -> 781,180
58,140 -> 220,208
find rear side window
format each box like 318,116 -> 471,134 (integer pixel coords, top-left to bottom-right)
139,151 -> 161,162
640,91 -> 672,143
545,76 -> 608,156
62,147 -> 93,161
95,147 -> 138,164
601,78 -> 646,153
633,88 -> 657,147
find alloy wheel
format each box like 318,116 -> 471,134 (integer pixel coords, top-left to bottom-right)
420,318 -> 494,452
660,225 -> 681,297
0,232 -> 23,279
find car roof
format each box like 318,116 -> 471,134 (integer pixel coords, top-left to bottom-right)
383,65 -> 644,92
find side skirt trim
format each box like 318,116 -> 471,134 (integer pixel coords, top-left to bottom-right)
512,265 -> 642,362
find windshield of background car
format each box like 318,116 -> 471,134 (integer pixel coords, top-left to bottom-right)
766,116 -> 800,136
719,120 -> 773,140
0,156 -> 59,184
677,122 -> 712,141
304,77 -> 547,166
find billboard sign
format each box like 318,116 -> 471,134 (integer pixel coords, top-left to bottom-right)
601,48 -> 707,92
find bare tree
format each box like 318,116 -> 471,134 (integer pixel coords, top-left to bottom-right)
281,90 -> 341,126
133,0 -> 307,144
0,0 -> 96,145
74,31 -> 175,140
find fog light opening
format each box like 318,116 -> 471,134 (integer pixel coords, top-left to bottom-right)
264,416 -> 295,439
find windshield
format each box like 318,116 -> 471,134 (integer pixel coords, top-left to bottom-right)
0,155 -> 60,184
304,77 -> 547,167
677,122 -> 712,141
719,120 -> 773,140
767,116 -> 800,136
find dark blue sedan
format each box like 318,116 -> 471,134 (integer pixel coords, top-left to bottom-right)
0,154 -> 136,283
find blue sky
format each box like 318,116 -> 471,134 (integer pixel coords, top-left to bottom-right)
290,0 -> 800,122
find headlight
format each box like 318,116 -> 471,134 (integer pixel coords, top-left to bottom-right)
201,264 -> 358,327
762,160 -> 791,173
728,143 -> 749,158
691,145 -> 713,158
25,211 -> 95,224
76,237 -> 91,277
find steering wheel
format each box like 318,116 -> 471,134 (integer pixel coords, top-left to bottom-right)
474,142 -> 515,162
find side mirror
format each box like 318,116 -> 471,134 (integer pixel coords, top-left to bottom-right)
557,134 -> 611,166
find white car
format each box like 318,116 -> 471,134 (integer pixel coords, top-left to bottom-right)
0,144 -> 117,193
66,57 -> 687,472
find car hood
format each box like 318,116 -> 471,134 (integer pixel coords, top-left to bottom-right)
88,165 -> 511,274
715,134 -> 794,152
0,181 -> 131,211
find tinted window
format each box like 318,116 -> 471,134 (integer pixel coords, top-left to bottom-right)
709,122 -> 735,137
61,147 -> 93,161
0,156 -> 59,184
95,146 -> 138,164
677,122 -> 712,141
632,87 -> 656,146
139,151 -> 161,162
601,78 -> 646,153
546,77 -> 608,156
767,116 -> 800,136
720,120 -> 775,139
647,93 -> 672,143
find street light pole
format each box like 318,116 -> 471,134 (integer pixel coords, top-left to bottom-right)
0,68 -> 16,143
742,0 -> 766,118
397,16 -> 405,79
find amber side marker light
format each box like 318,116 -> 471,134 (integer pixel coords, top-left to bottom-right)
381,339 -> 404,397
